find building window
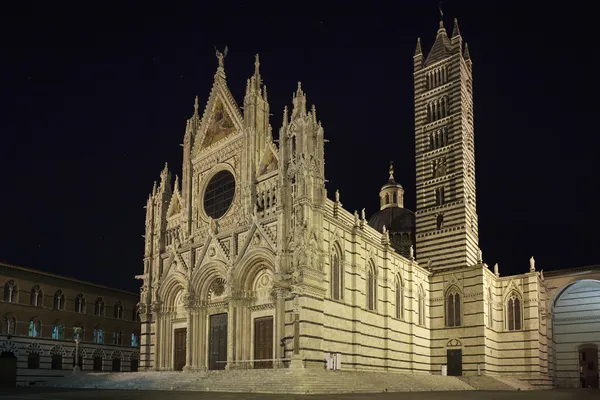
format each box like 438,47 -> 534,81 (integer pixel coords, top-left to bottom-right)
366,262 -> 377,311
436,213 -> 444,230
395,276 -> 404,320
434,187 -> 445,206
132,308 -> 140,322
446,288 -> 462,327
28,319 -> 41,337
93,327 -> 104,344
330,245 -> 343,301
3,280 -> 18,303
95,297 -> 105,316
417,286 -> 426,326
114,302 -> 124,319
131,333 -> 139,347
75,294 -> 85,313
130,357 -> 139,372
53,289 -> 65,310
113,330 -> 123,345
432,157 -> 446,178
506,291 -> 522,331
2,316 -> 16,335
73,325 -> 83,342
487,289 -> 493,328
30,285 -> 43,307
52,322 -> 65,340
27,353 -> 40,369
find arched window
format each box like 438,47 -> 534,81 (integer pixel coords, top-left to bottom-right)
395,275 -> 404,320
95,297 -> 105,316
53,290 -> 65,310
2,315 -> 16,335
113,302 -> 123,319
330,245 -> 343,301
75,294 -> 85,313
446,288 -> 461,327
52,321 -> 65,340
93,326 -> 103,344
3,280 -> 18,303
417,286 -> 426,326
506,291 -> 522,331
392,192 -> 398,204
384,193 -> 390,205
30,285 -> 43,307
366,262 -> 377,311
131,332 -> 139,347
28,319 -> 41,337
487,288 -> 493,328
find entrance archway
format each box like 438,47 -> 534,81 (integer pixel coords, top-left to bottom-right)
552,279 -> 600,388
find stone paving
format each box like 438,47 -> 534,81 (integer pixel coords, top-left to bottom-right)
0,388 -> 597,400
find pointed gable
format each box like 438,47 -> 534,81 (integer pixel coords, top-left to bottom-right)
257,145 -> 279,177
200,99 -> 236,150
192,64 -> 244,156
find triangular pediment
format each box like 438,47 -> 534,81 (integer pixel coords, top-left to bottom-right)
193,77 -> 244,156
200,99 -> 237,150
257,145 -> 279,177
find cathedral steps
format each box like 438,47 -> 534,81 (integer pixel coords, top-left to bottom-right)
456,375 -> 523,391
40,369 -> 476,393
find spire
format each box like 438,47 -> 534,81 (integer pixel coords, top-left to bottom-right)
425,17 -> 452,65
174,175 -> 179,193
291,82 -> 307,121
254,53 -> 260,75
452,17 -> 461,38
283,105 -> 288,126
389,160 -> 395,180
263,85 -> 268,101
193,96 -> 199,117
415,37 -> 422,56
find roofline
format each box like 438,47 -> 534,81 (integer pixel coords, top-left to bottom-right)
543,264 -> 600,278
0,261 -> 139,297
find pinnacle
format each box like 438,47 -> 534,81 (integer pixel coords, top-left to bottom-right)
193,96 -> 199,115
452,17 -> 461,38
254,53 -> 260,74
463,42 -> 471,60
415,37 -> 423,56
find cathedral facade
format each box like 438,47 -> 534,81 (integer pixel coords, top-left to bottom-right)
135,19 -> 600,388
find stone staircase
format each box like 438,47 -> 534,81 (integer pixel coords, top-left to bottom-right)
457,375 -> 530,391
41,369 -> 476,394
516,375 -> 555,390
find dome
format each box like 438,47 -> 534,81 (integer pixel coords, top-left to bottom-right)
368,207 -> 415,234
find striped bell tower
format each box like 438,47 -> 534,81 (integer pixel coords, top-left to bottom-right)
413,18 -> 479,270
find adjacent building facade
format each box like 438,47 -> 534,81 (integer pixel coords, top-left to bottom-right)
0,262 -> 141,384
135,18 -> 599,389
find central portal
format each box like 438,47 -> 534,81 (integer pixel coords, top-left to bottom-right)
208,313 -> 228,370
254,316 -> 273,369
173,328 -> 186,371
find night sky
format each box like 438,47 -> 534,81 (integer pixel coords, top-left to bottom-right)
2,1 -> 598,293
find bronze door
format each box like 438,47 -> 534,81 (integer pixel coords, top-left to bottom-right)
447,349 -> 462,376
253,316 -> 273,369
208,313 -> 227,370
580,348 -> 599,389
173,328 -> 187,371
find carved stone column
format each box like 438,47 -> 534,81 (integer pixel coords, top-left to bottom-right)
150,301 -> 162,371
183,293 -> 195,372
272,287 -> 290,365
225,300 -> 236,369
196,306 -> 207,370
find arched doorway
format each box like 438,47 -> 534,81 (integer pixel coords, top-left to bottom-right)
552,279 -> 600,388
